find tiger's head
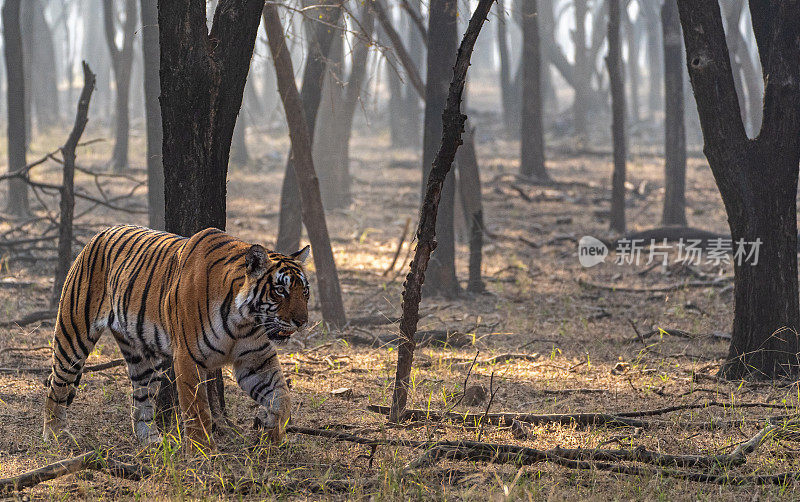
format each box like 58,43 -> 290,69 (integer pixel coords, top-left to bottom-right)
237,244 -> 311,342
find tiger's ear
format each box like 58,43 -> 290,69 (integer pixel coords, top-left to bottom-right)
245,245 -> 269,277
290,245 -> 310,263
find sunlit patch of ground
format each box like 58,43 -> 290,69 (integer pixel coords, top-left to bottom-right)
1,114 -> 799,499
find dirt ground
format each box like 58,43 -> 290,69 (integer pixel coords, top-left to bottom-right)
1,110 -> 800,500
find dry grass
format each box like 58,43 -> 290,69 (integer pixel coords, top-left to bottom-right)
1,115 -> 799,500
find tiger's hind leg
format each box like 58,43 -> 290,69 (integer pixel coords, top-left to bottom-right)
43,315 -> 102,442
115,332 -> 169,445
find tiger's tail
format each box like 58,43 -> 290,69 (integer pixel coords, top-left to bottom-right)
43,234 -> 108,441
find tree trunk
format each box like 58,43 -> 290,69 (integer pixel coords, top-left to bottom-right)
402,0 -> 423,148
607,0 -> 626,234
53,63 -> 95,308
158,0 -> 264,428
22,0 -> 60,129
389,0 -> 493,422
263,1 -> 347,328
573,0 -> 589,141
496,0 -> 514,134
313,20 -> 345,208
421,0 -> 460,298
140,0 -> 165,230
661,0 -> 686,226
2,0 -> 30,217
315,4 -> 374,210
677,0 -> 800,379
519,0 -> 547,181
624,10 -> 641,124
274,0 -> 341,254
643,4 -> 663,121
103,0 -> 137,172
457,126 -> 485,293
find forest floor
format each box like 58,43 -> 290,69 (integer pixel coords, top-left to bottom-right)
1,117 -> 799,500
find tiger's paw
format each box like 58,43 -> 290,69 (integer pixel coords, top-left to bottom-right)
134,421 -> 163,446
253,408 -> 290,444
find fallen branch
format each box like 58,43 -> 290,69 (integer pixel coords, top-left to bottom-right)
0,309 -> 57,327
615,401 -> 791,418
367,405 -> 646,428
0,450 -> 150,493
579,278 -> 729,293
287,424 -> 795,484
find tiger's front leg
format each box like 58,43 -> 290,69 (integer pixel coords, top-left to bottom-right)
233,344 -> 290,443
174,350 -> 215,450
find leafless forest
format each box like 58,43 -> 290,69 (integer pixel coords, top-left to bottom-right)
2,0 -> 800,499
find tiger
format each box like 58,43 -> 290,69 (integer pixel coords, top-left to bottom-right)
43,224 -> 310,448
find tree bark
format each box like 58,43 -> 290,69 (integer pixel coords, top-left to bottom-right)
496,0 -> 514,134
661,0 -> 686,226
315,4 -> 374,209
624,10 -> 641,124
2,0 -> 30,217
607,0 -> 626,234
421,0 -> 460,298
677,0 -> 800,379
389,0 -> 494,422
263,1 -> 347,328
140,0 -> 165,229
103,0 -> 137,171
53,63 -> 96,308
457,126 -> 485,293
519,0 -> 547,181
274,0 -> 341,254
573,0 -> 589,140
158,0 -> 264,427
22,0 -> 60,128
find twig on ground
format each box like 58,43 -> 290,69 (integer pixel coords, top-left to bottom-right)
366,405 -> 646,428
0,450 -> 150,493
579,278 -> 730,293
0,309 -> 57,327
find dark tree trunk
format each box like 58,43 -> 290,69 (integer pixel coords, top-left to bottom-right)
421,0 -> 460,298
389,0 -> 493,422
263,1 -> 347,328
607,0 -> 626,234
274,0 -> 341,254
103,0 -> 137,172
519,0 -> 547,181
677,0 -> 800,379
140,0 -> 165,230
573,0 -> 589,140
53,63 -> 95,308
496,0 -> 514,134
661,0 -> 686,226
3,0 -> 30,217
158,0 -> 264,426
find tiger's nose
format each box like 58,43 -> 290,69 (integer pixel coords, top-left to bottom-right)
292,314 -> 308,328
